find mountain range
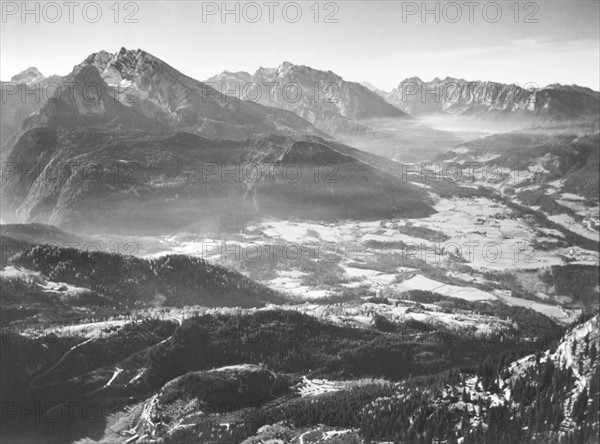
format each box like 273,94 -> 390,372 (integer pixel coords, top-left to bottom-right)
1,48 -> 440,231
1,49 -> 328,152
385,76 -> 600,125
2,48 -> 599,231
207,62 -> 408,136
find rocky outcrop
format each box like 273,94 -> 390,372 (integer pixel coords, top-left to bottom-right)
387,77 -> 600,124
78,48 -> 328,140
207,62 -> 408,136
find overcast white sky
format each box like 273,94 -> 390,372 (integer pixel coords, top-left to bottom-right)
1,1 -> 599,90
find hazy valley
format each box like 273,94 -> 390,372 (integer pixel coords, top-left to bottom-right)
1,40 -> 598,444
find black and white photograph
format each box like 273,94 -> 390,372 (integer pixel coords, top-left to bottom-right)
0,1 -> 599,443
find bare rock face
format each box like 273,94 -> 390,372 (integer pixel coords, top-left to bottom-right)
1,68 -> 56,148
18,63 -> 167,134
386,77 -> 600,124
77,48 -> 328,140
1,48 -> 327,154
206,65 -> 466,162
10,67 -> 45,84
207,62 -> 409,136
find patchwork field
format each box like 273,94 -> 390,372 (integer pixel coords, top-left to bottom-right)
134,194 -> 597,324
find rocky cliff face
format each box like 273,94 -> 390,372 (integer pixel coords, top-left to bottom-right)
19,63 -> 167,134
1,69 -> 60,149
207,62 -> 408,136
387,77 -> 600,124
78,48 -> 327,140
9,67 -> 46,84
2,48 -> 327,152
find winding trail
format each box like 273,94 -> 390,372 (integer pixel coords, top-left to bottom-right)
29,316 -> 183,417
29,335 -> 98,389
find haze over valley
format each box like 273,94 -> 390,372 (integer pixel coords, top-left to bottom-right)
1,2 -> 599,443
